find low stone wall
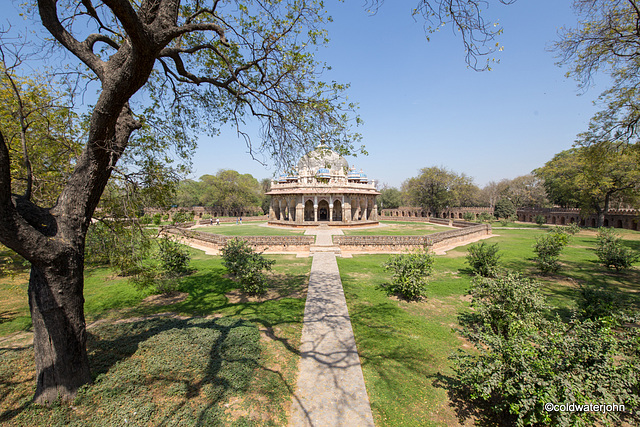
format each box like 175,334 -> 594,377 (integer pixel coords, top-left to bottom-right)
163,227 -> 314,252
334,223 -> 491,252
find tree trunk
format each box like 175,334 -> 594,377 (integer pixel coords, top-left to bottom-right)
28,253 -> 92,404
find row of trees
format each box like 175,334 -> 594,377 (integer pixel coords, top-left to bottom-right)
377,167 -> 548,214
172,170 -> 267,213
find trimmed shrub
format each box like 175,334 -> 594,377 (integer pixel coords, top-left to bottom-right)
466,241 -> 501,277
534,214 -> 546,226
463,212 -> 476,222
382,248 -> 434,300
595,227 -> 639,271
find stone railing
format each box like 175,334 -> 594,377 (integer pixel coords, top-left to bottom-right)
334,223 -> 491,252
163,227 -> 314,252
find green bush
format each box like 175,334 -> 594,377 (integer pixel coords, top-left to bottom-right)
532,229 -> 570,273
566,222 -> 581,235
462,212 -> 475,222
578,284 -> 621,323
534,214 -> 546,226
220,238 -> 275,295
465,241 -> 501,277
152,213 -> 162,225
478,212 -> 493,223
595,227 -> 639,271
382,248 -> 434,300
453,270 -> 639,426
157,236 -> 191,274
172,210 -> 193,224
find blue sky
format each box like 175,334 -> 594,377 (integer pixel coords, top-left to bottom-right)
194,0 -> 607,188
5,0 -> 609,188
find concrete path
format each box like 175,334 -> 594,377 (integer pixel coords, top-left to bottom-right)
290,246 -> 375,427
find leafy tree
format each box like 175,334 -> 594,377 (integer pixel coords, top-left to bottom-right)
535,145 -> 640,227
378,186 -> 402,210
0,0 -> 360,403
555,0 -> 640,146
493,198 -> 516,219
402,166 -> 480,215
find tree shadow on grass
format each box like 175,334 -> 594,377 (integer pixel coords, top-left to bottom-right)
431,373 -> 511,427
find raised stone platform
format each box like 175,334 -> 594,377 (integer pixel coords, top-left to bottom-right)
268,220 -> 379,228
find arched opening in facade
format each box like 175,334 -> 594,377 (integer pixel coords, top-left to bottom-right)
604,219 -> 610,227
318,200 -> 330,221
333,200 -> 342,221
304,200 -> 314,221
560,217 -> 566,225
617,219 -> 623,228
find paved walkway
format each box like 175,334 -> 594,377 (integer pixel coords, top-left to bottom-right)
290,230 -> 375,426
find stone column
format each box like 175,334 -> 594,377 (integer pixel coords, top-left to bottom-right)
372,199 -> 379,220
329,195 -> 333,222
278,198 -> 282,221
363,197 -> 368,221
314,196 -> 318,222
343,196 -> 351,222
269,202 -> 275,220
296,196 -> 304,224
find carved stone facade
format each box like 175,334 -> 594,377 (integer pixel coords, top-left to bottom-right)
266,145 -> 380,226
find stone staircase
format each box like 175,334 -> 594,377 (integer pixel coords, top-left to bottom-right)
308,224 -> 342,256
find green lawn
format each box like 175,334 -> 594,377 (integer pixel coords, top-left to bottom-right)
342,220 -> 452,236
0,247 -> 310,426
193,222 -> 305,236
337,227 -> 640,426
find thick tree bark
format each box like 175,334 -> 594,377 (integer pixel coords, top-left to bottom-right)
29,255 -> 92,404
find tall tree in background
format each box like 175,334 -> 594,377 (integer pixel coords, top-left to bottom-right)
0,0 -> 521,404
402,166 -> 479,215
535,145 -> 640,227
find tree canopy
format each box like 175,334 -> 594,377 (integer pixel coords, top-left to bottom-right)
555,0 -> 640,146
173,170 -> 264,210
402,166 -> 480,215
534,145 -> 640,226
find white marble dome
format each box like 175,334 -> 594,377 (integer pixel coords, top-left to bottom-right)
297,144 -> 349,174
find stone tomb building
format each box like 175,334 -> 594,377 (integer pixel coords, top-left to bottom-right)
266,145 -> 380,226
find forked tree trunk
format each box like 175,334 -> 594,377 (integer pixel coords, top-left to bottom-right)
28,253 -> 92,404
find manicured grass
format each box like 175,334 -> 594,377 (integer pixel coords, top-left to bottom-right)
342,221 -> 452,236
193,222 -> 305,236
0,247 -> 310,426
338,227 -> 640,426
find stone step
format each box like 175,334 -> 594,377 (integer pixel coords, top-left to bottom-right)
310,245 -> 341,254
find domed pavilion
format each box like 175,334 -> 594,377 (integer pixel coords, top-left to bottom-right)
266,144 -> 380,226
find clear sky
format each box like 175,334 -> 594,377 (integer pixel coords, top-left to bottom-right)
193,0 -> 608,188
4,0 -> 609,188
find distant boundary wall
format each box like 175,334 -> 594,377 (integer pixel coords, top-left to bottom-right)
517,208 -> 640,231
381,206 -> 493,220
